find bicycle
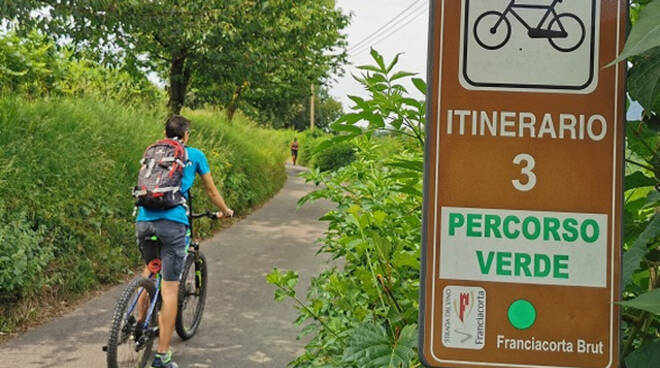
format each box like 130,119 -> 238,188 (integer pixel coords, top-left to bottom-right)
473,0 -> 586,53
103,207 -> 218,368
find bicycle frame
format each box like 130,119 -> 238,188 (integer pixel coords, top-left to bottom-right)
125,231 -> 194,334
126,273 -> 162,332
124,194 -> 201,335
496,0 -> 563,31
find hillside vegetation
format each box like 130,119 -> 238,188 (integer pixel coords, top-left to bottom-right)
0,96 -> 289,333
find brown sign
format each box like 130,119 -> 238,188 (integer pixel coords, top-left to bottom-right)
419,1 -> 626,367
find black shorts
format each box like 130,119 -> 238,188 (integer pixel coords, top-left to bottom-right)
136,220 -> 187,281
291,149 -> 298,157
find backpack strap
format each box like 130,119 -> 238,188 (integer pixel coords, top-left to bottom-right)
152,186 -> 181,193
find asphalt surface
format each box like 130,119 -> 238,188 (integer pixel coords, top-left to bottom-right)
0,164 -> 333,368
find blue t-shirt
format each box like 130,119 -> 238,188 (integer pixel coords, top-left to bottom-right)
136,146 -> 210,225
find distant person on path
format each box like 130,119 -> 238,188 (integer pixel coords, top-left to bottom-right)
290,137 -> 299,166
134,115 -> 234,368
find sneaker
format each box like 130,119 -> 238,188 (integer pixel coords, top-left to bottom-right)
151,351 -> 178,368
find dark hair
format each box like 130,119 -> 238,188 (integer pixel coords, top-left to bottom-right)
165,115 -> 190,139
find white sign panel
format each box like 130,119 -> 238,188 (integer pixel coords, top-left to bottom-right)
439,207 -> 608,287
459,0 -> 600,93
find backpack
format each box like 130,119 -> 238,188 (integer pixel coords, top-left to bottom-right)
133,139 -> 188,210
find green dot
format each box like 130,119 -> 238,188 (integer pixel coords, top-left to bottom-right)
508,299 -> 536,330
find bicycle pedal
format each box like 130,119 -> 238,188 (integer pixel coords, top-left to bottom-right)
146,326 -> 159,337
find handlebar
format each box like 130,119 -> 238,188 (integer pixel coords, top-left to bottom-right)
191,211 -> 220,220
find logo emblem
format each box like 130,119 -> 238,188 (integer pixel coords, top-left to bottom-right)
442,286 -> 486,349
459,0 -> 599,93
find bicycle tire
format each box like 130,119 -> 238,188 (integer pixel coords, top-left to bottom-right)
107,276 -> 158,368
548,13 -> 585,53
474,11 -> 511,50
175,251 -> 208,339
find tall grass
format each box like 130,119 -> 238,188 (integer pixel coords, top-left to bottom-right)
0,96 -> 288,333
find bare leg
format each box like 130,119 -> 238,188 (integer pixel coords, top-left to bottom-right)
157,280 -> 179,353
136,266 -> 151,322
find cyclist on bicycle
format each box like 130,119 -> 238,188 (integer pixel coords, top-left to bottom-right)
135,114 -> 233,368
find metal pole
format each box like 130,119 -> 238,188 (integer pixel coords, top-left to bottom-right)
310,83 -> 315,130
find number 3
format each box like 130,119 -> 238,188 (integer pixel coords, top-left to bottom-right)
512,153 -> 536,192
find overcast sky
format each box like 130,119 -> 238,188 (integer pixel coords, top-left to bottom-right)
330,0 -> 430,111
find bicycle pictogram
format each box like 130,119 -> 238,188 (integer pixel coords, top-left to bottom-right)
473,0 -> 586,53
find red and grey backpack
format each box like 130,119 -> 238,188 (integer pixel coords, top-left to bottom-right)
133,139 -> 188,210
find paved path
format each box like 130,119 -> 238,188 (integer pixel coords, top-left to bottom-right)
0,164 -> 332,367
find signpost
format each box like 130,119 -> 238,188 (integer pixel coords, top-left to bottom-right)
419,1 -> 627,367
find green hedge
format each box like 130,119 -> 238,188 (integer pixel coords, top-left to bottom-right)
294,131 -> 406,171
313,141 -> 355,172
294,129 -> 327,168
0,96 -> 287,332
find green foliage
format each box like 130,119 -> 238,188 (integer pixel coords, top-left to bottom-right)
267,53 -> 424,367
617,2 -> 660,365
625,340 -> 660,368
6,0 -> 233,113
0,210 -> 49,301
329,49 -> 426,148
611,0 -> 660,64
271,137 -> 423,367
7,1 -> 349,116
0,30 -> 162,104
621,289 -> 660,315
623,215 -> 660,287
295,129 -> 330,168
343,323 -> 417,368
628,47 -> 660,111
0,96 -> 288,333
0,30 -> 59,96
190,0 -> 349,125
313,142 -> 356,172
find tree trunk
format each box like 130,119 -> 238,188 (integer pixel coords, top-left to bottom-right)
226,82 -> 245,122
167,53 -> 191,115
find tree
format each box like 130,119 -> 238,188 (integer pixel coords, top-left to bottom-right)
189,0 -> 349,124
4,0 -> 238,114
4,0 -> 349,117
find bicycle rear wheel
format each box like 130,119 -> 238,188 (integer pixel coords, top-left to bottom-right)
107,277 -> 158,368
176,251 -> 208,339
474,11 -> 511,50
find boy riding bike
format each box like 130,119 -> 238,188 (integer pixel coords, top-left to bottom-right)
135,115 -> 233,368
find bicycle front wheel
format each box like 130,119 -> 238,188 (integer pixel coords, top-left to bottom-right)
548,13 -> 586,52
176,251 -> 208,339
474,11 -> 511,50
107,277 -> 158,368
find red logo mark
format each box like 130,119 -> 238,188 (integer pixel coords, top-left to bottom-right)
458,293 -> 471,322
